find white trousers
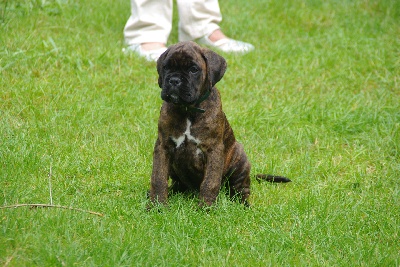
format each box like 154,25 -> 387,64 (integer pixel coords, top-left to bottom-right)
124,0 -> 222,45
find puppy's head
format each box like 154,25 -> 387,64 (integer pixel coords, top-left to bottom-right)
156,41 -> 227,106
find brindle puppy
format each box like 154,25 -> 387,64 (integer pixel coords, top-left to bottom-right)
149,41 -> 290,208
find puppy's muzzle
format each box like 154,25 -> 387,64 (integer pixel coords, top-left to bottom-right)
169,94 -> 180,104
165,76 -> 183,104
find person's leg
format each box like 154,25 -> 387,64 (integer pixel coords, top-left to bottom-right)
176,0 -> 254,53
177,0 -> 221,42
124,0 -> 173,45
123,0 -> 171,60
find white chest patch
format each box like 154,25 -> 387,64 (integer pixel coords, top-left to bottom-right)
171,119 -> 201,148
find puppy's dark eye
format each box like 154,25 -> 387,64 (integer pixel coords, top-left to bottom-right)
189,66 -> 199,74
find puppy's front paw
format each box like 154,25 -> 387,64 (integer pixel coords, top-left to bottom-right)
197,197 -> 215,210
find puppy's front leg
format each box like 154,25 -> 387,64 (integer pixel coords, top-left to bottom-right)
199,145 -> 225,207
149,139 -> 169,207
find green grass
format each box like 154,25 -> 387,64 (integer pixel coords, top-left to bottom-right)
1,0 -> 399,266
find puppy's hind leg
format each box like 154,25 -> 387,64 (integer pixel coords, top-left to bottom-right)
227,160 -> 251,207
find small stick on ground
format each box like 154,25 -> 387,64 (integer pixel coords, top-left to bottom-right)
48,163 -> 53,205
0,204 -> 104,217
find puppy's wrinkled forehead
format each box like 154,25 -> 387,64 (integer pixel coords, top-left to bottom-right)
163,44 -> 205,69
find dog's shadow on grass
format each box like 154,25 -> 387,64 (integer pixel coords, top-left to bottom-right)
145,181 -> 259,212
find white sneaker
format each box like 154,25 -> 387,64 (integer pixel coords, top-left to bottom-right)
198,36 -> 254,53
123,44 -> 167,62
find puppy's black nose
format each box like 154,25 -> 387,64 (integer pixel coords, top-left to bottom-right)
169,77 -> 182,87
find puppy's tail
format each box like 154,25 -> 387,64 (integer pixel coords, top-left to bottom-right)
255,174 -> 291,183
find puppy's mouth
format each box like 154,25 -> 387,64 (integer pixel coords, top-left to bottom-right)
166,93 -> 196,105
168,93 -> 181,104
161,86 -> 210,113
163,87 -> 196,105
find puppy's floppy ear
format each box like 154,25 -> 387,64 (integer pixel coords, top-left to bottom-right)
201,48 -> 227,88
156,48 -> 170,88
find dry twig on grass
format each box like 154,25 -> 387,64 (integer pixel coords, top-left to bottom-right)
0,203 -> 104,217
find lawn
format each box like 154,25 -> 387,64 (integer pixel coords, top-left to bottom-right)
1,0 -> 399,266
